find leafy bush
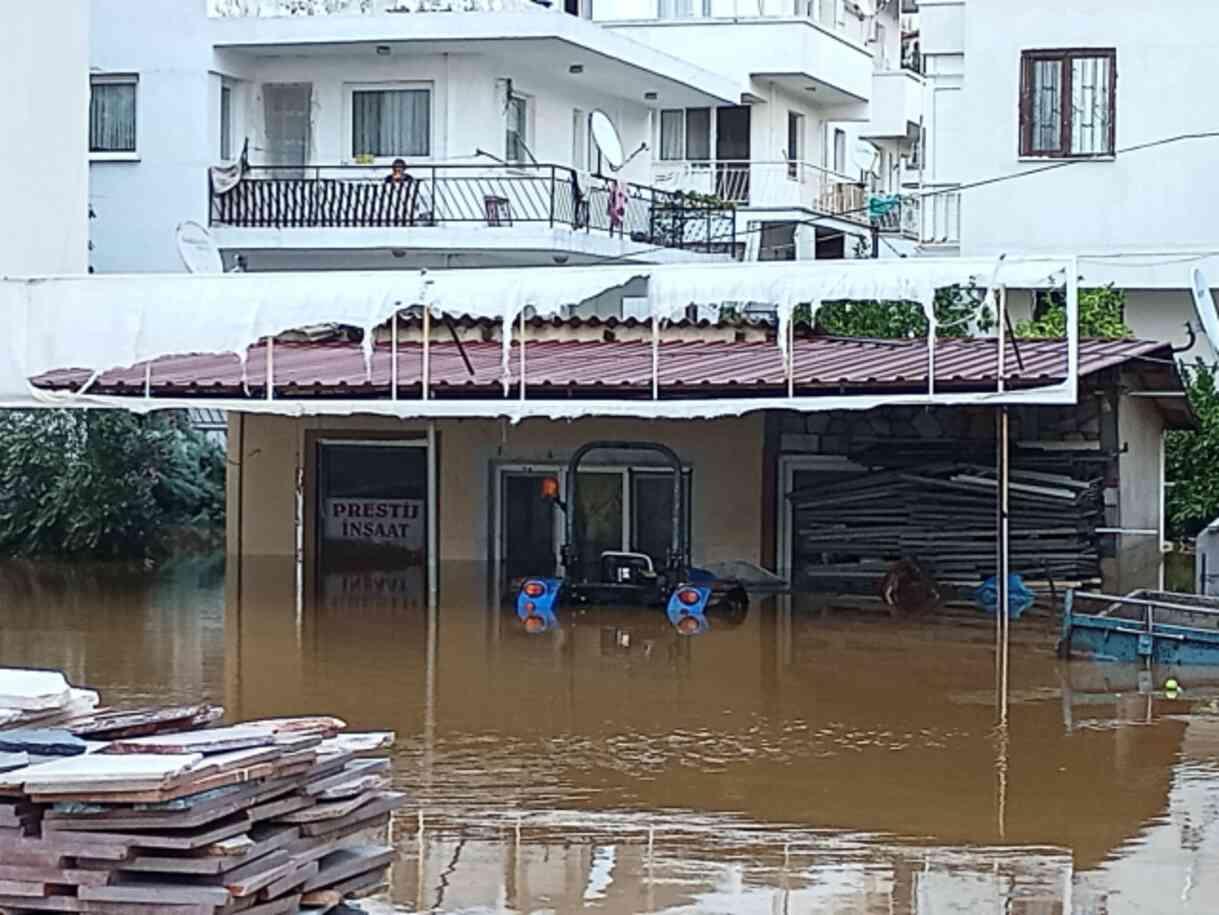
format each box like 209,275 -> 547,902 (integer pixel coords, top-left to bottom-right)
0,410 -> 225,560
808,283 -> 993,339
1014,285 -> 1132,339
1167,361 -> 1219,540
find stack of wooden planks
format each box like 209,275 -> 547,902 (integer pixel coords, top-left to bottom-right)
791,461 -> 1105,587
0,669 -> 403,915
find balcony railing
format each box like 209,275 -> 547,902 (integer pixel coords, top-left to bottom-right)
919,184 -> 961,247
869,194 -> 919,239
209,163 -> 737,254
652,160 -> 869,224
209,0 -> 556,16
593,0 -> 870,44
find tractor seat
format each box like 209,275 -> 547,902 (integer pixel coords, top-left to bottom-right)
600,551 -> 656,585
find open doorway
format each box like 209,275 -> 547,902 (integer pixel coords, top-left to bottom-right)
716,106 -> 751,202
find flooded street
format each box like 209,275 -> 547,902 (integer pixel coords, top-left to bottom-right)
1,558 -> 1218,913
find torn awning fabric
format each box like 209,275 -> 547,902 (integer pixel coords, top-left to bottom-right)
0,256 -> 1078,418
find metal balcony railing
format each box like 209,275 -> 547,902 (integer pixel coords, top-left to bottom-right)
919,184 -> 961,247
209,164 -> 737,254
652,160 -> 869,224
209,0 -> 557,15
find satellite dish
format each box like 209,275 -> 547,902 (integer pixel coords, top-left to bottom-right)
1191,267 -> 1219,354
176,221 -> 224,274
853,139 -> 879,176
589,110 -> 625,172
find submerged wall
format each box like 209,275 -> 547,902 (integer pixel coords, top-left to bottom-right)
228,413 -> 766,568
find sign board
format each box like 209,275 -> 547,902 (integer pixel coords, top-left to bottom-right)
323,498 -> 424,550
322,569 -> 425,611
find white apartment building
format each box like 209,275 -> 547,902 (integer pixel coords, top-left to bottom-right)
919,0 -> 1219,358
1,1 -> 89,278
87,0 -> 922,277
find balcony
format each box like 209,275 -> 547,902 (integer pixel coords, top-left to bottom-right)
868,194 -> 919,239
860,67 -> 923,142
209,164 -> 737,256
651,160 -> 869,224
209,0 -> 557,15
919,184 -> 961,248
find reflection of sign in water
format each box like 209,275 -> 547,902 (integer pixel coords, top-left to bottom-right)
322,569 -> 425,611
323,498 -> 423,549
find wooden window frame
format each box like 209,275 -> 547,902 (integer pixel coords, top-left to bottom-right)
1019,48 -> 1116,159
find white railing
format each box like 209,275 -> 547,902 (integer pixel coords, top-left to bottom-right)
919,184 -> 961,246
209,0 -> 553,16
593,0 -> 869,43
652,160 -> 868,223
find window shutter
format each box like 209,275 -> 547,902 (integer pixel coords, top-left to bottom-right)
1018,54 -> 1032,156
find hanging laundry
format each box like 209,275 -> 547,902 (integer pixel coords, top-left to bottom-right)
607,179 -> 627,231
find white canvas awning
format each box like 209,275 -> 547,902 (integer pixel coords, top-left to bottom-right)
0,256 -> 1079,418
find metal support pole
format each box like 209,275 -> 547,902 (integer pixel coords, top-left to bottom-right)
422,306 -> 431,401
787,313 -> 796,399
997,405 -> 1010,726
519,309 -> 527,403
391,310 -> 399,401
265,337 -> 274,402
651,314 -> 660,400
144,363 -> 152,400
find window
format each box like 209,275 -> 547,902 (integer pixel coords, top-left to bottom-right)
89,74 -> 137,156
1020,49 -> 1115,157
506,93 -> 529,163
659,108 -> 710,161
659,109 -> 685,161
220,85 -> 233,161
351,86 -> 431,159
833,128 -> 846,174
786,111 -> 804,178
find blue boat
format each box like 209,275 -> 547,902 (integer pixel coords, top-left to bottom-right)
1060,589 -> 1219,665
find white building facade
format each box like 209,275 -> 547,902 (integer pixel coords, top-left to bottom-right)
1,1 -> 90,277
87,0 -> 922,276
919,0 -> 1219,358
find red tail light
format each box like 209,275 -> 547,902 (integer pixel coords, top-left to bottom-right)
677,588 -> 701,606
523,581 -> 546,598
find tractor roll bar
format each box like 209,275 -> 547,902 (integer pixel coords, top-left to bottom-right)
563,441 -> 687,578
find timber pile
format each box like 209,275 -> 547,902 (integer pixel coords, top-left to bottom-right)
791,462 -> 1104,585
0,668 -> 404,915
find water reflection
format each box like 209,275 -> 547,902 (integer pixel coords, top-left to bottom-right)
1,556 -> 1218,912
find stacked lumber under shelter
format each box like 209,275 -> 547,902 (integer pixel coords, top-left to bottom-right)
0,668 -> 404,914
790,460 -> 1105,589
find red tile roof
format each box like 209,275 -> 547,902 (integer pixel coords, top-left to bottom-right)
33,336 -> 1172,398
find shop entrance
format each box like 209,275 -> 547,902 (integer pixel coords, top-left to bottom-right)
315,439 -> 430,609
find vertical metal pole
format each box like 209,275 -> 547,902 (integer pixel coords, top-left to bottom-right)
144,363 -> 152,400
519,309 -> 527,403
265,337 -> 274,402
998,405 -> 1010,726
548,165 -> 556,227
651,314 -> 660,400
427,421 -> 438,608
787,313 -> 796,399
391,310 -> 399,401
422,307 -> 431,401
294,462 -> 304,628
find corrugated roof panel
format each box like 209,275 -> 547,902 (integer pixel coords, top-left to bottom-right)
34,337 -> 1172,397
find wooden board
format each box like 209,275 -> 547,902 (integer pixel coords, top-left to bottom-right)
274,792 -> 374,825
301,846 -> 394,893
78,881 -> 231,907
0,730 -> 89,758
243,718 -> 346,739
6,754 -> 204,794
43,814 -> 251,851
68,706 -> 220,741
45,776 -> 276,832
262,860 -> 318,901
0,866 -> 110,887
102,728 -> 275,757
0,670 -> 72,712
297,793 -> 404,839
0,833 -> 132,862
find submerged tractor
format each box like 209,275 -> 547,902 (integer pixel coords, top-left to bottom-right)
515,442 -> 748,635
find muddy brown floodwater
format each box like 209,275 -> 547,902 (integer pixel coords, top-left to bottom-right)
1,556 -> 1218,913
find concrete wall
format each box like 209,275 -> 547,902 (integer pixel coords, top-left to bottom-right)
90,0 -> 215,273
229,413 -> 766,567
0,1 -> 89,276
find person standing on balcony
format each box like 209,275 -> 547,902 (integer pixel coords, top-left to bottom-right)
385,158 -> 411,186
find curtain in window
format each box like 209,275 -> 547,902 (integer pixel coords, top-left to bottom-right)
90,82 -> 137,153
659,110 -> 685,161
506,95 -> 528,162
352,89 -> 430,158
658,0 -> 693,18
1030,59 -> 1062,153
1071,56 -> 1112,155
685,109 -> 710,161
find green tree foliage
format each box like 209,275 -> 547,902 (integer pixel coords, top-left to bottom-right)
1014,285 -> 1133,339
0,411 -> 224,560
1166,362 -> 1219,540
807,284 -> 993,339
